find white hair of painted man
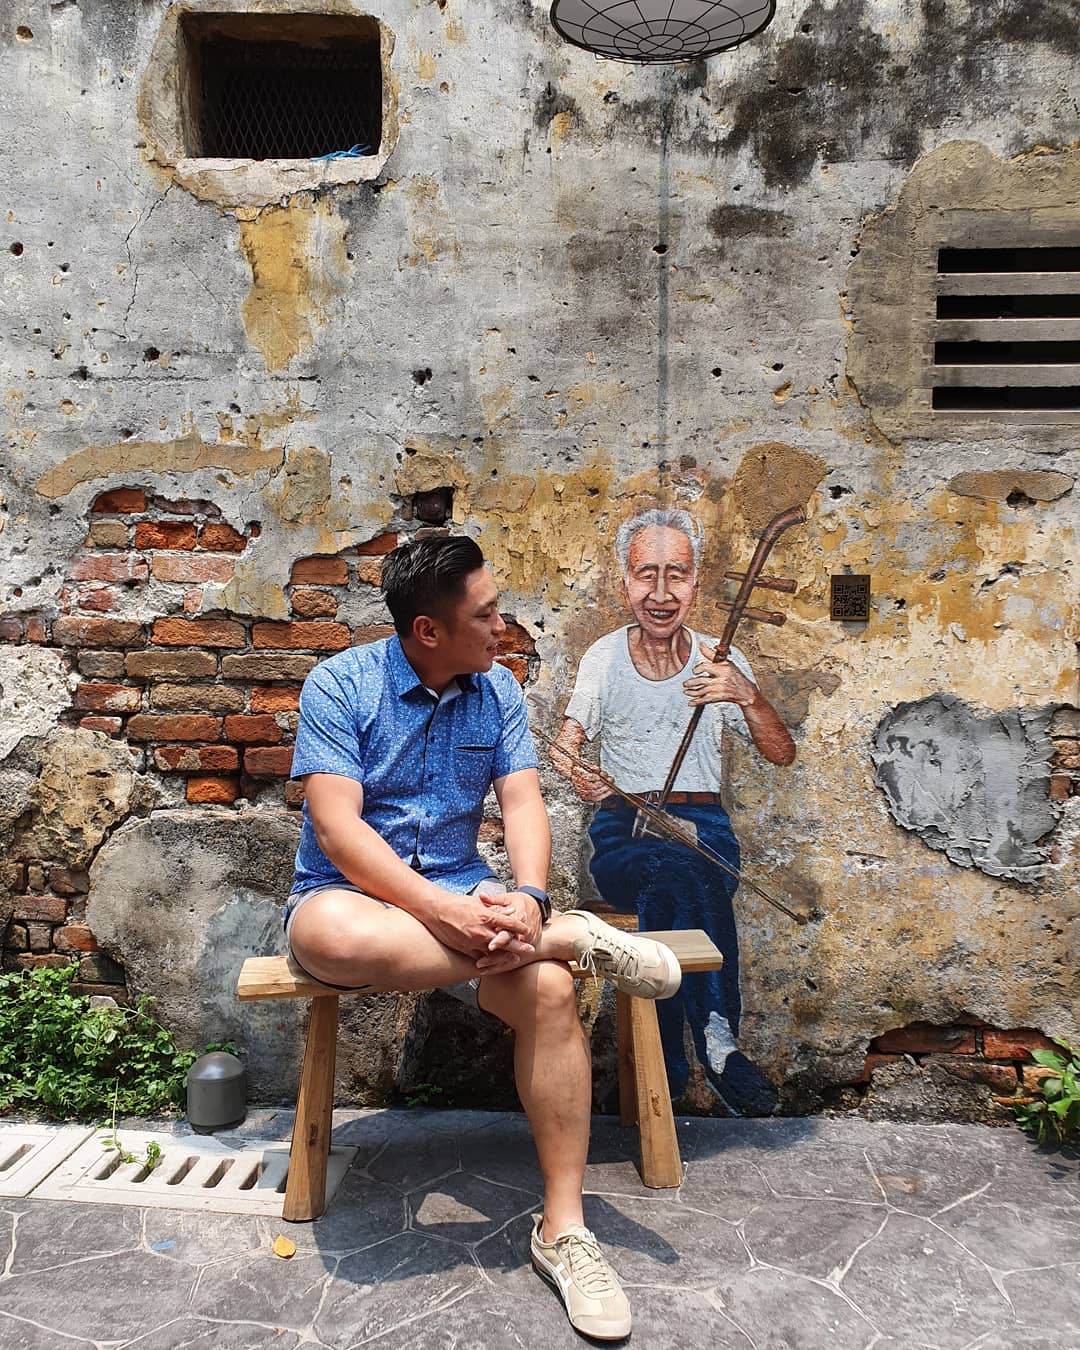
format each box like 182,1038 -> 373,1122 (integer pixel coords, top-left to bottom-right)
614,508 -> 704,577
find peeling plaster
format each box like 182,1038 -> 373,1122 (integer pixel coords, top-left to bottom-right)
871,694 -> 1059,880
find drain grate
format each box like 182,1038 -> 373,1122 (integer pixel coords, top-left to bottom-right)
33,1131 -> 356,1216
0,1124 -> 96,1197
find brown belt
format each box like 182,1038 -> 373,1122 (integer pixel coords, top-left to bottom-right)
598,791 -> 722,810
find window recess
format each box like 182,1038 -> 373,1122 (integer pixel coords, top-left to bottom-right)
932,247 -> 1080,418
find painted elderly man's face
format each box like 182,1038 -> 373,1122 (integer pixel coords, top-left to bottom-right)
623,526 -> 697,640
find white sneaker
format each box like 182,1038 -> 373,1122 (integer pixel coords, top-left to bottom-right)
567,910 -> 681,1000
530,1218 -> 632,1341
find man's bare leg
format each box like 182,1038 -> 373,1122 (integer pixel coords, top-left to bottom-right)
478,961 -> 591,1241
288,889 -> 590,990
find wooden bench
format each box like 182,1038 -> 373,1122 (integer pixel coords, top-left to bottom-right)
237,929 -> 723,1221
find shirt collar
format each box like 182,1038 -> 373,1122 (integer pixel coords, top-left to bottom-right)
387,635 -> 478,700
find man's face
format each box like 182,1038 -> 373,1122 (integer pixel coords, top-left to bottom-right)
438,566 -> 507,673
623,526 -> 697,640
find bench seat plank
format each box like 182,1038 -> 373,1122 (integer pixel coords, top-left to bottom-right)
237,929 -> 722,1002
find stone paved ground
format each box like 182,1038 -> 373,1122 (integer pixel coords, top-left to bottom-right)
1,1110 -> 1078,1349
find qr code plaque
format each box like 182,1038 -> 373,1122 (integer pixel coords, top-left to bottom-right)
830,574 -> 871,622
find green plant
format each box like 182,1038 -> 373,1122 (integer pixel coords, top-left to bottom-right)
100,1078 -> 163,1171
1009,1039 -> 1080,1144
0,964 -> 201,1120
404,1082 -> 444,1108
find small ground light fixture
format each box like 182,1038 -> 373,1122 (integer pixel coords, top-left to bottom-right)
549,0 -> 776,63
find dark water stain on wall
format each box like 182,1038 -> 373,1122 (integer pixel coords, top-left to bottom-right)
871,694 -> 1060,881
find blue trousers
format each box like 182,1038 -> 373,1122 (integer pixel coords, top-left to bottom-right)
587,802 -> 741,1096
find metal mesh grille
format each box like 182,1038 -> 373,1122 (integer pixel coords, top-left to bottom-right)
198,37 -> 381,160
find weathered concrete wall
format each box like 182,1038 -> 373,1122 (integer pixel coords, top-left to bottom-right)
1,0 -> 1077,1120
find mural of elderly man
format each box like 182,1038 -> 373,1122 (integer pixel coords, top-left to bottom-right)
551,508 -> 795,1113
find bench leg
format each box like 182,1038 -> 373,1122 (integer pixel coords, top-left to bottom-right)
283,995 -> 339,1222
628,996 -> 682,1189
616,992 -> 637,1126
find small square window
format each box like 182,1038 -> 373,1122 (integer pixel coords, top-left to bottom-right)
179,12 -> 382,161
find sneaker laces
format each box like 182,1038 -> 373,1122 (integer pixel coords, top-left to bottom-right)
558,1227 -> 620,1297
577,933 -> 641,983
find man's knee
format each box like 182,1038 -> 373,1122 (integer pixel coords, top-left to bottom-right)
481,959 -> 576,1027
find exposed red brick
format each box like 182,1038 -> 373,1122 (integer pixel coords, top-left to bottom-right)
354,557 -> 383,586
78,953 -> 125,983
150,683 -> 245,713
67,553 -> 148,583
127,714 -> 222,742
981,1028 -> 1061,1060
495,621 -> 536,655
225,714 -> 282,744
13,896 -> 67,924
290,556 -> 348,586
75,587 -> 116,612
92,488 -> 145,513
134,521 -> 197,550
77,652 -> 124,678
187,775 -> 241,804
69,982 -> 129,1002
53,617 -> 144,648
1049,774 -> 1074,801
198,523 -> 247,552
931,1056 -> 1019,1091
0,617 -> 23,641
126,649 -> 218,680
151,555 -> 236,584
291,588 -> 339,618
54,924 -> 98,954
182,588 -> 203,614
49,867 -> 89,896
86,521 -> 129,548
17,954 -> 74,971
221,653 -> 318,681
155,744 -> 240,773
284,779 -> 305,808
152,617 -> 246,648
252,621 -> 350,651
356,532 -> 398,556
1053,743 -> 1080,770
870,1023 -> 976,1055
79,716 -> 123,736
352,624 -> 396,645
27,865 -> 44,891
74,682 -> 142,714
495,655 -> 528,685
27,923 -> 53,953
25,617 -> 47,643
1022,1064 -> 1061,1091
251,685 -> 302,713
244,746 -> 294,777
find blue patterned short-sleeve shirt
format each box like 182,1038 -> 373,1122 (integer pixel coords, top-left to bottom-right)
290,635 -> 538,895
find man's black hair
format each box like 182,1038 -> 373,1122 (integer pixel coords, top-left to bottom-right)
381,535 -> 486,639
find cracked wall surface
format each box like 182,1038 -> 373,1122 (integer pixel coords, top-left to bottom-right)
0,0 -> 1078,1121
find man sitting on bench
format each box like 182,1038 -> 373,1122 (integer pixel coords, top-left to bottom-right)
284,534 -> 681,1342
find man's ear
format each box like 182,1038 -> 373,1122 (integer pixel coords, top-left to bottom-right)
411,613 -> 440,649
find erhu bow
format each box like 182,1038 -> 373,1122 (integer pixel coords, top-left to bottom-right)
533,722 -> 809,925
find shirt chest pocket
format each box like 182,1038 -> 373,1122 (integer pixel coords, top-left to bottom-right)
454,744 -> 496,796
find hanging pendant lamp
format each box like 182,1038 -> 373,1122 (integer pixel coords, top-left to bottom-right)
549,0 -> 775,63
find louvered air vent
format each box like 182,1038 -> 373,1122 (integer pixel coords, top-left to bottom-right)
932,247 -> 1080,417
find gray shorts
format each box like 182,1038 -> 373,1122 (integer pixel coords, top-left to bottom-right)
282,877 -> 508,1009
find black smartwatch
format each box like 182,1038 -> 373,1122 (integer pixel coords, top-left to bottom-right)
515,884 -> 551,923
